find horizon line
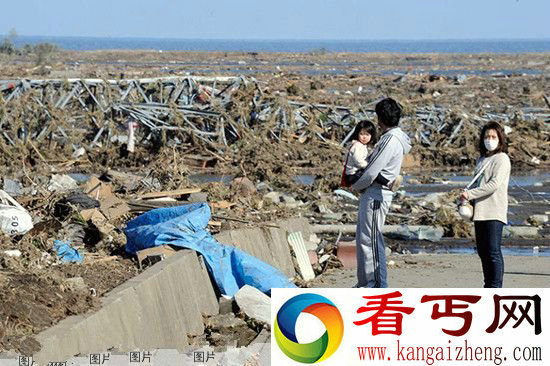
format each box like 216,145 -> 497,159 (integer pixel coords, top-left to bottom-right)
5,34 -> 550,42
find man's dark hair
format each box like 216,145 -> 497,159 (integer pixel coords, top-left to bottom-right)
350,120 -> 378,145
375,98 -> 402,127
478,121 -> 508,157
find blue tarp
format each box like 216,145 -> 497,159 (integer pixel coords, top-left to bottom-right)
53,240 -> 84,263
124,203 -> 295,296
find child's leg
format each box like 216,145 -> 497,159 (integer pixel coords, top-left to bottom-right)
346,174 -> 359,185
347,168 -> 365,185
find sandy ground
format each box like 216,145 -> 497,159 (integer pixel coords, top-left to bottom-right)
312,254 -> 550,288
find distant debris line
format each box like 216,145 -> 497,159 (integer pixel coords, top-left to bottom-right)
0,76 -> 548,170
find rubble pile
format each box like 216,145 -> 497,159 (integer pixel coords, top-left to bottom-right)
1,163 -> 548,354
0,77 -> 352,172
407,104 -> 550,167
1,75 -> 549,181
388,191 -> 473,238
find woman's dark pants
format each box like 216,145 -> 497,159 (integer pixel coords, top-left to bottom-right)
474,220 -> 505,288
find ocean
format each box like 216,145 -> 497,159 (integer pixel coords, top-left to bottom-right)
9,36 -> 550,53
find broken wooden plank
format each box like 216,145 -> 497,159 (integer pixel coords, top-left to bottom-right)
127,199 -> 185,212
138,188 -> 201,200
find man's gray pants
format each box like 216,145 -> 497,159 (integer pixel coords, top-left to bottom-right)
356,192 -> 391,288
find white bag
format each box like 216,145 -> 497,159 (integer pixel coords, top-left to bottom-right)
458,202 -> 474,220
0,190 -> 33,236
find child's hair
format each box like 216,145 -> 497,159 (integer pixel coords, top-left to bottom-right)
350,120 -> 377,145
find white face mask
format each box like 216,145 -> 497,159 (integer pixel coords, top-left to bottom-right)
484,138 -> 499,152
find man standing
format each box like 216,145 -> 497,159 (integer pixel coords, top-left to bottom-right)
352,98 -> 411,288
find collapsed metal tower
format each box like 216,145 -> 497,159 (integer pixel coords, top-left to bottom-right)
0,76 -> 358,152
1,76 -> 548,157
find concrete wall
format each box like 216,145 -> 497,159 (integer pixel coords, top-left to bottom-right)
33,217 -> 312,364
34,250 -> 218,365
214,217 -> 310,277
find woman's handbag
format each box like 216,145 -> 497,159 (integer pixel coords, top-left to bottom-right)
457,201 -> 474,220
458,161 -> 490,220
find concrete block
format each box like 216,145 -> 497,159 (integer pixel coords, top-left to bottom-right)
503,226 -> 540,238
215,227 -> 296,277
216,228 -> 267,265
214,217 -> 313,279
34,217 -> 313,364
278,217 -> 312,240
189,192 -> 208,202
260,227 -> 295,276
34,250 -> 218,364
251,328 -> 271,345
35,315 -> 86,361
62,277 -> 87,292
235,285 -> 271,324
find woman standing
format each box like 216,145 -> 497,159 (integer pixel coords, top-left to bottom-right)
460,121 -> 511,288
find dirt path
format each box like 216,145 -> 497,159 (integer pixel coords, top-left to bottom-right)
311,254 -> 550,288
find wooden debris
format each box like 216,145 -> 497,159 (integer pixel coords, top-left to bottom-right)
138,187 -> 201,200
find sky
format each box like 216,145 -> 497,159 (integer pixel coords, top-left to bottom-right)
1,0 -> 549,40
